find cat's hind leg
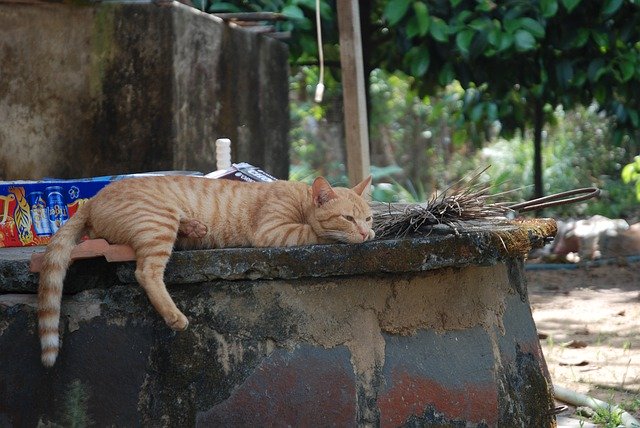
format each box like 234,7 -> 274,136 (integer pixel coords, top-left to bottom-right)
178,218 -> 208,239
132,227 -> 189,330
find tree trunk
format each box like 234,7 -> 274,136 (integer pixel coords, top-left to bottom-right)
533,99 -> 544,200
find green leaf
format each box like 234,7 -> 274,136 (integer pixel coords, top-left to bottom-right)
486,102 -> 498,121
514,30 -> 536,51
629,110 -> 640,128
487,27 -> 501,47
573,70 -> 587,87
541,67 -> 549,84
407,46 -> 430,77
531,84 -> 544,97
498,32 -> 514,51
561,0 -> 581,12
619,60 -> 635,82
469,17 -> 491,31
207,1 -> 242,12
573,28 -> 590,48
519,18 -> 545,38
504,7 -> 523,21
455,10 -> 473,25
593,84 -> 607,104
615,103 -> 628,122
587,58 -> 607,82
475,0 -> 494,12
470,103 -> 484,122
406,16 -> 421,38
602,0 -> 623,16
622,161 -> 639,183
450,0 -> 464,7
438,62 -> 455,86
591,31 -> 609,48
555,60 -> 574,87
503,18 -> 520,34
282,4 -> 305,20
429,17 -> 450,42
540,0 -> 559,17
296,0 -> 333,19
456,29 -> 475,57
299,34 -> 318,57
413,2 -> 430,36
384,0 -> 412,25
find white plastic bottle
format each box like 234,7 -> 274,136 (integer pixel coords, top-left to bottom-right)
205,138 -> 233,178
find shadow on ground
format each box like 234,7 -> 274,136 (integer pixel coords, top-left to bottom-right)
528,261 -> 640,422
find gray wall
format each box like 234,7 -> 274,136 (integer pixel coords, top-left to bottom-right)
0,1 -> 289,180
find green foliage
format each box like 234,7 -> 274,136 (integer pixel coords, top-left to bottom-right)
368,0 -> 640,167
289,66 -> 348,185
622,156 -> 640,200
197,0 -> 640,170
478,105 -> 638,218
207,0 -> 640,209
193,0 -> 338,63
368,69 -> 481,190
290,63 -> 637,218
621,396 -> 640,412
591,405 -> 623,428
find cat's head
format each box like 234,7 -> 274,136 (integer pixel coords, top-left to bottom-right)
310,176 -> 375,244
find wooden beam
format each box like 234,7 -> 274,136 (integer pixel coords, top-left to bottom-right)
336,0 -> 370,187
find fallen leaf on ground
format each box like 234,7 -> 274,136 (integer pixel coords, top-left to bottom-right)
559,360 -> 590,367
562,340 -> 588,349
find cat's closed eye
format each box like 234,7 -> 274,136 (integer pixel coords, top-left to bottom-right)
343,215 -> 355,222
365,216 -> 372,222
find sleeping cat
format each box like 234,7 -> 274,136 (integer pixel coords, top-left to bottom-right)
38,175 -> 374,367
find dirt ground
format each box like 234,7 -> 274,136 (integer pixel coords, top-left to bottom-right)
527,260 -> 640,423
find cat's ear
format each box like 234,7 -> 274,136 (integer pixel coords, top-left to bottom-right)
351,175 -> 372,196
312,177 -> 338,207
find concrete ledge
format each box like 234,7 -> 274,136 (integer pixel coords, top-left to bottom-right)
0,218 -> 556,293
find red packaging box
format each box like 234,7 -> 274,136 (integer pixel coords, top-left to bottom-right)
0,164 -> 275,248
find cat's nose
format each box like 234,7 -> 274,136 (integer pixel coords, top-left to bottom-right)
359,229 -> 369,241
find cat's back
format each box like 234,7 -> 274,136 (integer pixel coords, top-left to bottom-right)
89,175 -> 303,219
94,175 -> 221,198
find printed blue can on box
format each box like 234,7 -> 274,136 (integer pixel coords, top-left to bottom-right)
45,186 -> 69,233
27,191 -> 52,237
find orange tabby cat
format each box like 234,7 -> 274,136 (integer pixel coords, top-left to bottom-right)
38,175 -> 374,366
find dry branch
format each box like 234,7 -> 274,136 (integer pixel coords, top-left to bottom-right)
372,167 -> 515,239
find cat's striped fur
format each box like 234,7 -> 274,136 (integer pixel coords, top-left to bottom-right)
38,175 -> 373,366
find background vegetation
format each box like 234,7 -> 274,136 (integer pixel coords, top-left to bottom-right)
291,67 -> 638,218
198,0 -> 640,219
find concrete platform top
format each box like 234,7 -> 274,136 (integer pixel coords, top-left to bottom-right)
0,218 -> 556,294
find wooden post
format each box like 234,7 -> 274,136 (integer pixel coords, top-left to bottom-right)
336,0 -> 370,187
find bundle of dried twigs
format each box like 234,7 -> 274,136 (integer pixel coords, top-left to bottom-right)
372,167 -> 515,239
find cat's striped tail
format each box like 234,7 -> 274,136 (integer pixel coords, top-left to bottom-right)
37,203 -> 91,367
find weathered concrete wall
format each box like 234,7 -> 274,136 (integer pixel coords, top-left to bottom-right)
0,221 -> 557,427
0,1 -> 289,180
0,263 -> 554,427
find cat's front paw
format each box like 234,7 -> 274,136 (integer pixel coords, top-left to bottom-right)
166,312 -> 189,331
